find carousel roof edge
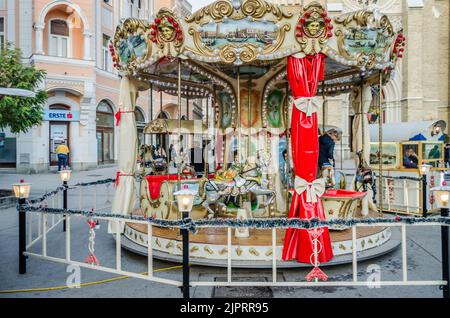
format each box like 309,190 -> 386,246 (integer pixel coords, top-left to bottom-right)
109,1 -> 404,80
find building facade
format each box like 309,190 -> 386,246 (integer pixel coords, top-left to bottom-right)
0,0 -> 195,173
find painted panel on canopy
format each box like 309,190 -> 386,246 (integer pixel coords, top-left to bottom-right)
199,18 -> 279,50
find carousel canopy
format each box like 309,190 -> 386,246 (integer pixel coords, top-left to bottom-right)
110,0 -> 403,98
144,119 -> 208,135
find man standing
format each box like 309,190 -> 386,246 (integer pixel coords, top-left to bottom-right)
55,142 -> 70,171
318,129 -> 341,169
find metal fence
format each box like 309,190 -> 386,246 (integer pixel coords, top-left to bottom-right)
15,179 -> 450,298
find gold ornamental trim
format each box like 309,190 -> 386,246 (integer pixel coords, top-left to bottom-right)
333,9 -> 395,69
185,0 -> 292,24
113,18 -> 152,71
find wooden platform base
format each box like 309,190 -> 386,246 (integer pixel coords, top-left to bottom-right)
121,210 -> 396,267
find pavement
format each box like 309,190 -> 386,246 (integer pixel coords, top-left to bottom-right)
0,165 -> 447,298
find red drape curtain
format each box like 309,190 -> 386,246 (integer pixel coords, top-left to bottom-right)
282,54 -> 334,263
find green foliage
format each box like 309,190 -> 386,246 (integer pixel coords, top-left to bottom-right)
0,43 -> 48,133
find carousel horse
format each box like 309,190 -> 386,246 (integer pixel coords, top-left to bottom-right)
320,164 -> 346,189
353,150 -> 377,215
139,144 -> 168,175
198,154 -> 275,219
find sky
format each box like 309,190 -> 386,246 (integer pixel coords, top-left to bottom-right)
190,0 -> 216,12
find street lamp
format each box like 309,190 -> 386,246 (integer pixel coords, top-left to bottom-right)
431,186 -> 450,298
174,187 -> 196,299
12,180 -> 31,274
419,164 -> 432,217
59,170 -> 72,232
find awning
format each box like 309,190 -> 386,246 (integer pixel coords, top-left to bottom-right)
143,119 -> 208,135
369,120 -> 447,142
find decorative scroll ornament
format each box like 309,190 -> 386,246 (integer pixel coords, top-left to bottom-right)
305,227 -> 328,282
333,8 -> 395,69
150,8 -> 184,59
113,19 -> 151,72
295,2 -> 332,55
294,177 -> 325,203
85,218 -> 100,266
291,96 -> 321,117
146,119 -> 169,133
185,0 -> 292,24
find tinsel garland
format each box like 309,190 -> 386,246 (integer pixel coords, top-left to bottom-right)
20,204 -> 450,233
27,178 -> 116,205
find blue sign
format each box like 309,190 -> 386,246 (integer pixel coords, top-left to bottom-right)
43,110 -> 80,122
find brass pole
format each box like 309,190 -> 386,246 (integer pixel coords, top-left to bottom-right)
177,59 -> 182,189
204,91 -> 210,176
360,80 -> 365,166
237,67 -> 242,167
285,82 -> 291,214
247,75 -> 251,159
378,71 -> 383,216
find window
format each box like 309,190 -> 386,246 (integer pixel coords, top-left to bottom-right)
49,20 -> 69,57
102,34 -> 112,72
0,17 -> 5,50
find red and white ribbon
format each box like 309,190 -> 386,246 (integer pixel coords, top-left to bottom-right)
291,96 -> 321,117
294,176 -> 325,203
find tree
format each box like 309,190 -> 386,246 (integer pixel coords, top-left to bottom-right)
0,43 -> 48,134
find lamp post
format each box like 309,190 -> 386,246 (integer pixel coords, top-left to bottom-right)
12,180 -> 31,274
174,187 -> 196,299
418,164 -> 432,218
431,186 -> 450,298
59,170 -> 72,232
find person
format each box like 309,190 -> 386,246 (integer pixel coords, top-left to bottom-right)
444,144 -> 450,168
403,147 -> 419,169
190,141 -> 205,177
55,142 -> 70,171
318,129 -> 340,169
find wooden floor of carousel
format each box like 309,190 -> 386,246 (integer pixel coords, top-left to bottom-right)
120,209 -> 400,268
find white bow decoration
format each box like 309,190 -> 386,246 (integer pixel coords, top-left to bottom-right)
294,176 -> 326,203
291,97 -> 321,117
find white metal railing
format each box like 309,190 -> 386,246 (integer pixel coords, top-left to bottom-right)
19,179 -> 450,297
26,182 -> 114,250
24,212 -> 181,287
23,209 -> 448,291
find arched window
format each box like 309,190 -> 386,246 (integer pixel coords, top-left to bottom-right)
135,107 -> 145,124
135,107 -> 146,147
96,100 -> 115,164
49,19 -> 69,57
96,100 -> 115,127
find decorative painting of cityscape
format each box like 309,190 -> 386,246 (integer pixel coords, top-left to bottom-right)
344,27 -> 390,55
199,19 -> 278,50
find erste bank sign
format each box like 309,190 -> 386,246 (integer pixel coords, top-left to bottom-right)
43,110 -> 80,122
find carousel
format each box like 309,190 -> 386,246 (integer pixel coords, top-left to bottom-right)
108,0 -> 405,267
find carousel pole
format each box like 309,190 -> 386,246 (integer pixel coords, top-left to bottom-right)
177,59 -> 190,299
247,75 -> 251,160
285,82 -> 291,214
204,90 -> 210,176
237,67 -> 242,167
177,59 -> 182,188
378,71 -> 383,216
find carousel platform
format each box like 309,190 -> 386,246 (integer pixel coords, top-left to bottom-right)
120,210 -> 400,268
